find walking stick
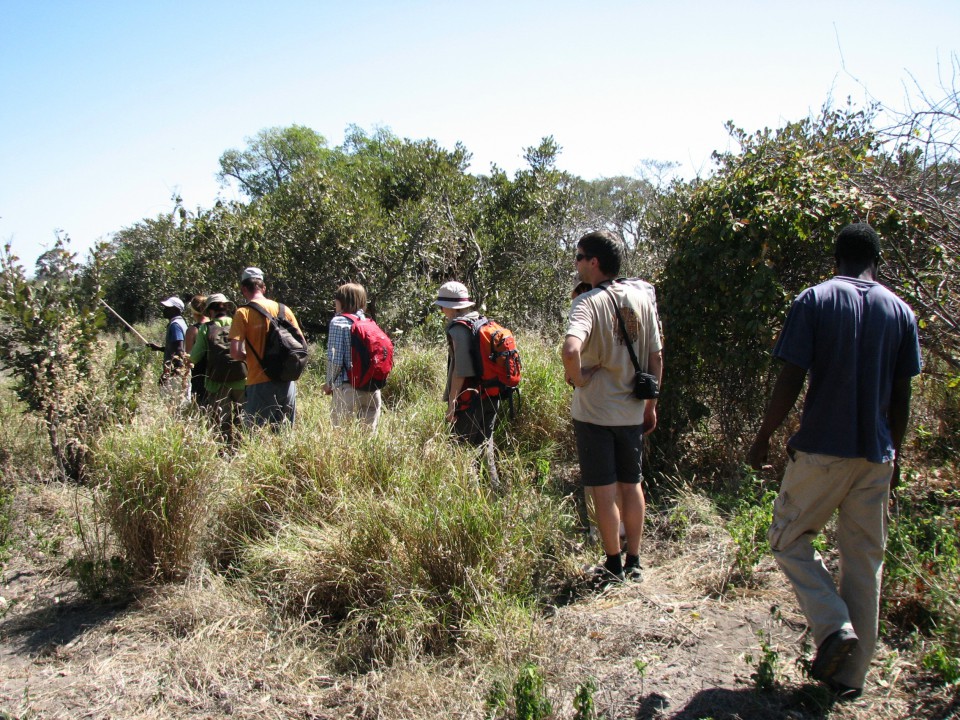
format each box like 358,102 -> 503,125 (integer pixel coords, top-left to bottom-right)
99,298 -> 152,346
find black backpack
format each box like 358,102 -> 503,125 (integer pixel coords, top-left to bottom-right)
205,320 -> 247,384
246,302 -> 308,382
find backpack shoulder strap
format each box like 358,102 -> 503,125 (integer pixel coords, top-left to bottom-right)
341,313 -> 359,325
449,316 -> 487,382
246,300 -> 273,321
452,315 -> 487,334
242,302 -> 273,368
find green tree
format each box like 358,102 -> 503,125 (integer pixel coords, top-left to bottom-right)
230,126 -> 478,333
218,125 -> 328,199
658,105 -> 878,473
474,136 -> 581,333
95,202 -> 197,325
0,239 -> 103,480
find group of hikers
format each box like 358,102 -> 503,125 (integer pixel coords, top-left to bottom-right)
144,224 -> 920,701
150,267 -> 307,443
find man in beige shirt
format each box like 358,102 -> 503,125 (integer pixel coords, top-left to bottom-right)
562,230 -> 663,586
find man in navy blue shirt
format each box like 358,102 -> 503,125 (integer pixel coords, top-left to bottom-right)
748,223 -> 922,699
149,296 -> 188,395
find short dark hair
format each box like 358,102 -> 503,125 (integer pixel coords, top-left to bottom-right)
835,223 -> 881,263
576,229 -> 623,276
241,277 -> 266,293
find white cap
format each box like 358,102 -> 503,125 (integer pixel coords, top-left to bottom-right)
160,296 -> 184,312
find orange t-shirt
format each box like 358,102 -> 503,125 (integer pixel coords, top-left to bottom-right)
229,299 -> 304,385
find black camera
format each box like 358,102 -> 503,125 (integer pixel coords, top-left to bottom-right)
634,372 -> 659,400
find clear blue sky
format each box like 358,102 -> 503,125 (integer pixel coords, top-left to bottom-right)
2,0 -> 957,269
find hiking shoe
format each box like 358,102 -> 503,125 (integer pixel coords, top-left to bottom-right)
587,565 -> 625,589
810,628 -> 859,683
623,563 -> 643,582
827,680 -> 863,701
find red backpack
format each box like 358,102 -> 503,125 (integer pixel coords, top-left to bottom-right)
454,316 -> 522,398
342,314 -> 394,391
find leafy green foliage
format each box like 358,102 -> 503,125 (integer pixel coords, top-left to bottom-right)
93,212 -> 192,325
884,468 -> 960,685
572,677 -> 598,720
721,469 -> 779,581
473,137 -> 581,334
512,662 -> 553,720
0,473 -> 12,566
104,340 -> 148,419
921,641 -> 960,685
0,240 -> 103,480
484,678 -> 509,719
218,124 -> 329,199
657,105 -> 878,473
95,127 -> 666,343
745,630 -> 780,692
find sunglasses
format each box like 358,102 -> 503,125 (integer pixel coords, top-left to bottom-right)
575,253 -> 593,262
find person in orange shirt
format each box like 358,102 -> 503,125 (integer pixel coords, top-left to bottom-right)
229,267 -> 305,428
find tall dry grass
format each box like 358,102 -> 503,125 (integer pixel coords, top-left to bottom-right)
208,340 -> 578,668
88,411 -> 222,584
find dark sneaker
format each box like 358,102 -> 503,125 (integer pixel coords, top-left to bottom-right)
810,628 -> 859,683
827,680 -> 863,701
624,563 -> 643,582
587,565 -> 625,589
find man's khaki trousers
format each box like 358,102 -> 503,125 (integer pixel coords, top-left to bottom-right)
768,449 -> 893,689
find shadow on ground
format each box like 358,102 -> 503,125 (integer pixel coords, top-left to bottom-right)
0,595 -> 130,657
636,684 -> 836,719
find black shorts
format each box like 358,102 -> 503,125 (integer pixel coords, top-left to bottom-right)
573,419 -> 644,487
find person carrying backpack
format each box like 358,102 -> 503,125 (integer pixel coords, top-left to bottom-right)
322,283 -> 391,431
189,293 -> 246,445
184,294 -> 210,407
229,267 -> 307,428
435,281 -> 515,489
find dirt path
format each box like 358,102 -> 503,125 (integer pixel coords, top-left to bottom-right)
540,560 -> 914,719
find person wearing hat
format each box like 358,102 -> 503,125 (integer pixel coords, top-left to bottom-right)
229,267 -> 305,428
189,293 -> 246,444
748,222 -> 922,699
148,295 -> 189,393
435,280 -> 500,487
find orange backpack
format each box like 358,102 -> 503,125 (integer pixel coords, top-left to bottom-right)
454,316 -> 522,398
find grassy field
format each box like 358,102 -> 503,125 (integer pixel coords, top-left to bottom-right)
0,332 -> 958,719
